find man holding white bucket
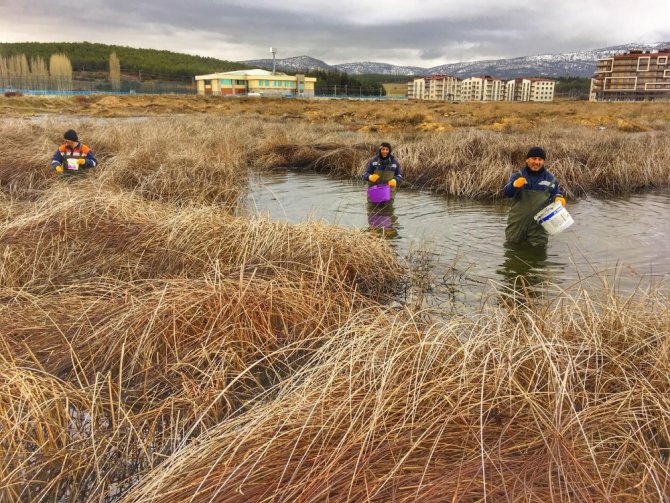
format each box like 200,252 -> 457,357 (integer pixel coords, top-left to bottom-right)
503,147 -> 566,247
51,129 -> 98,177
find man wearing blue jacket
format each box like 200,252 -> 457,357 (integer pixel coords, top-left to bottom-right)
51,129 -> 98,176
503,146 -> 566,246
363,142 -> 402,201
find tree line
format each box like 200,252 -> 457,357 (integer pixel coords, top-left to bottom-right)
0,42 -> 399,96
0,50 -> 129,92
0,42 -> 245,82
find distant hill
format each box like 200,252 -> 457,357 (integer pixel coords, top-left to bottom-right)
241,42 -> 670,79
0,42 -> 247,81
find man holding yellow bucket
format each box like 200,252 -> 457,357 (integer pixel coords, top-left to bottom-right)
503,147 -> 567,247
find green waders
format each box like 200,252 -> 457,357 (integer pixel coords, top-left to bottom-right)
505,188 -> 551,247
367,167 -> 397,202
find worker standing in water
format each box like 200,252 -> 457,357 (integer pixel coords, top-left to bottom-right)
363,142 -> 402,201
503,146 -> 566,247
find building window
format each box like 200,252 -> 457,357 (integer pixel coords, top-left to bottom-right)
658,56 -> 668,65
637,57 -> 651,71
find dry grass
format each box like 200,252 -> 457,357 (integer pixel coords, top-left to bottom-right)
0,95 -> 668,501
0,185 -> 401,297
2,101 -> 669,200
120,285 -> 670,502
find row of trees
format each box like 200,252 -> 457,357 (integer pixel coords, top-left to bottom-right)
0,52 -> 122,91
0,42 -> 244,81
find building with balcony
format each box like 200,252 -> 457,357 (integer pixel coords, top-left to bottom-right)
458,76 -> 506,101
590,49 -> 670,101
407,74 -> 459,101
195,69 -> 316,97
506,78 -> 555,101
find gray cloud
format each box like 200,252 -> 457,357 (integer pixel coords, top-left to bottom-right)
1,0 -> 669,67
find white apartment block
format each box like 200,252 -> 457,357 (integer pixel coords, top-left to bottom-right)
506,78 -> 555,101
459,76 -> 506,101
407,75 -> 459,101
409,75 -> 555,102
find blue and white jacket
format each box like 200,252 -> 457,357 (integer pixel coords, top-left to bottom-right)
503,166 -> 562,200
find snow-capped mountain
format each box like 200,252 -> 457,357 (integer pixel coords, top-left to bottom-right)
240,42 -> 670,79
239,55 -> 333,73
331,61 -> 426,76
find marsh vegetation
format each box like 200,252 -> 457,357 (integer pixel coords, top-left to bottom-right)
0,95 -> 669,501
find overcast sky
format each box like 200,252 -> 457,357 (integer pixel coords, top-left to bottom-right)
1,0 -> 669,68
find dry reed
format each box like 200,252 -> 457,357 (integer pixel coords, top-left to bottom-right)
0,185 -> 402,296
121,285 -> 670,502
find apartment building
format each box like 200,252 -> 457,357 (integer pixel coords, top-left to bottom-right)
590,49 -> 670,101
459,76 -> 506,101
195,69 -> 316,97
506,78 -> 555,101
408,74 -> 555,102
407,74 -> 459,101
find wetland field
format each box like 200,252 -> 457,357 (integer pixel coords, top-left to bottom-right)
1,95 -> 669,501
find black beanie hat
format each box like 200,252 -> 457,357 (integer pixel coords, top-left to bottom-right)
379,142 -> 392,152
526,146 -> 546,160
64,129 -> 78,142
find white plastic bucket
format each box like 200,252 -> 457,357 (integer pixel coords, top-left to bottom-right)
66,158 -> 79,170
534,201 -> 574,235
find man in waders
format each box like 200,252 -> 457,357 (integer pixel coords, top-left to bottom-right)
51,129 -> 98,177
503,147 -> 566,247
363,142 -> 402,201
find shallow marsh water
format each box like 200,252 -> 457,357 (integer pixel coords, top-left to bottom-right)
246,170 -> 670,306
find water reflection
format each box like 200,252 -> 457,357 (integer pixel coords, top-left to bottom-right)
367,201 -> 400,239
496,241 -> 549,302
246,170 -> 670,299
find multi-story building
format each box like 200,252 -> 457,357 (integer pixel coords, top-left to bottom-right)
407,74 -> 459,101
590,49 -> 670,101
195,69 -> 316,97
409,75 -> 555,102
458,76 -> 506,101
506,78 -> 555,101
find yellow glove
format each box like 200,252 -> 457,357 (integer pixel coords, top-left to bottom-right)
513,177 -> 527,188
368,173 -> 380,183
55,165 -> 63,173
77,158 -> 86,165
555,196 -> 566,206
388,179 -> 397,188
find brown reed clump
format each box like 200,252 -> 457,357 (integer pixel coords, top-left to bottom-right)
0,269 -> 378,415
121,285 -> 670,502
396,126 -> 670,199
0,185 -> 403,296
0,361 -> 162,502
2,106 -> 669,202
0,116 -> 252,207
92,116 -> 251,207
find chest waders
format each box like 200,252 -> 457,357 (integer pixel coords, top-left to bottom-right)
61,151 -> 86,179
368,164 -> 397,201
505,188 -> 551,247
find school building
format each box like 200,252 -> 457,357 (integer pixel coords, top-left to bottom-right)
195,69 -> 316,97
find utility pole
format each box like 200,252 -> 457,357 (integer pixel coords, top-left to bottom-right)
270,47 -> 277,75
